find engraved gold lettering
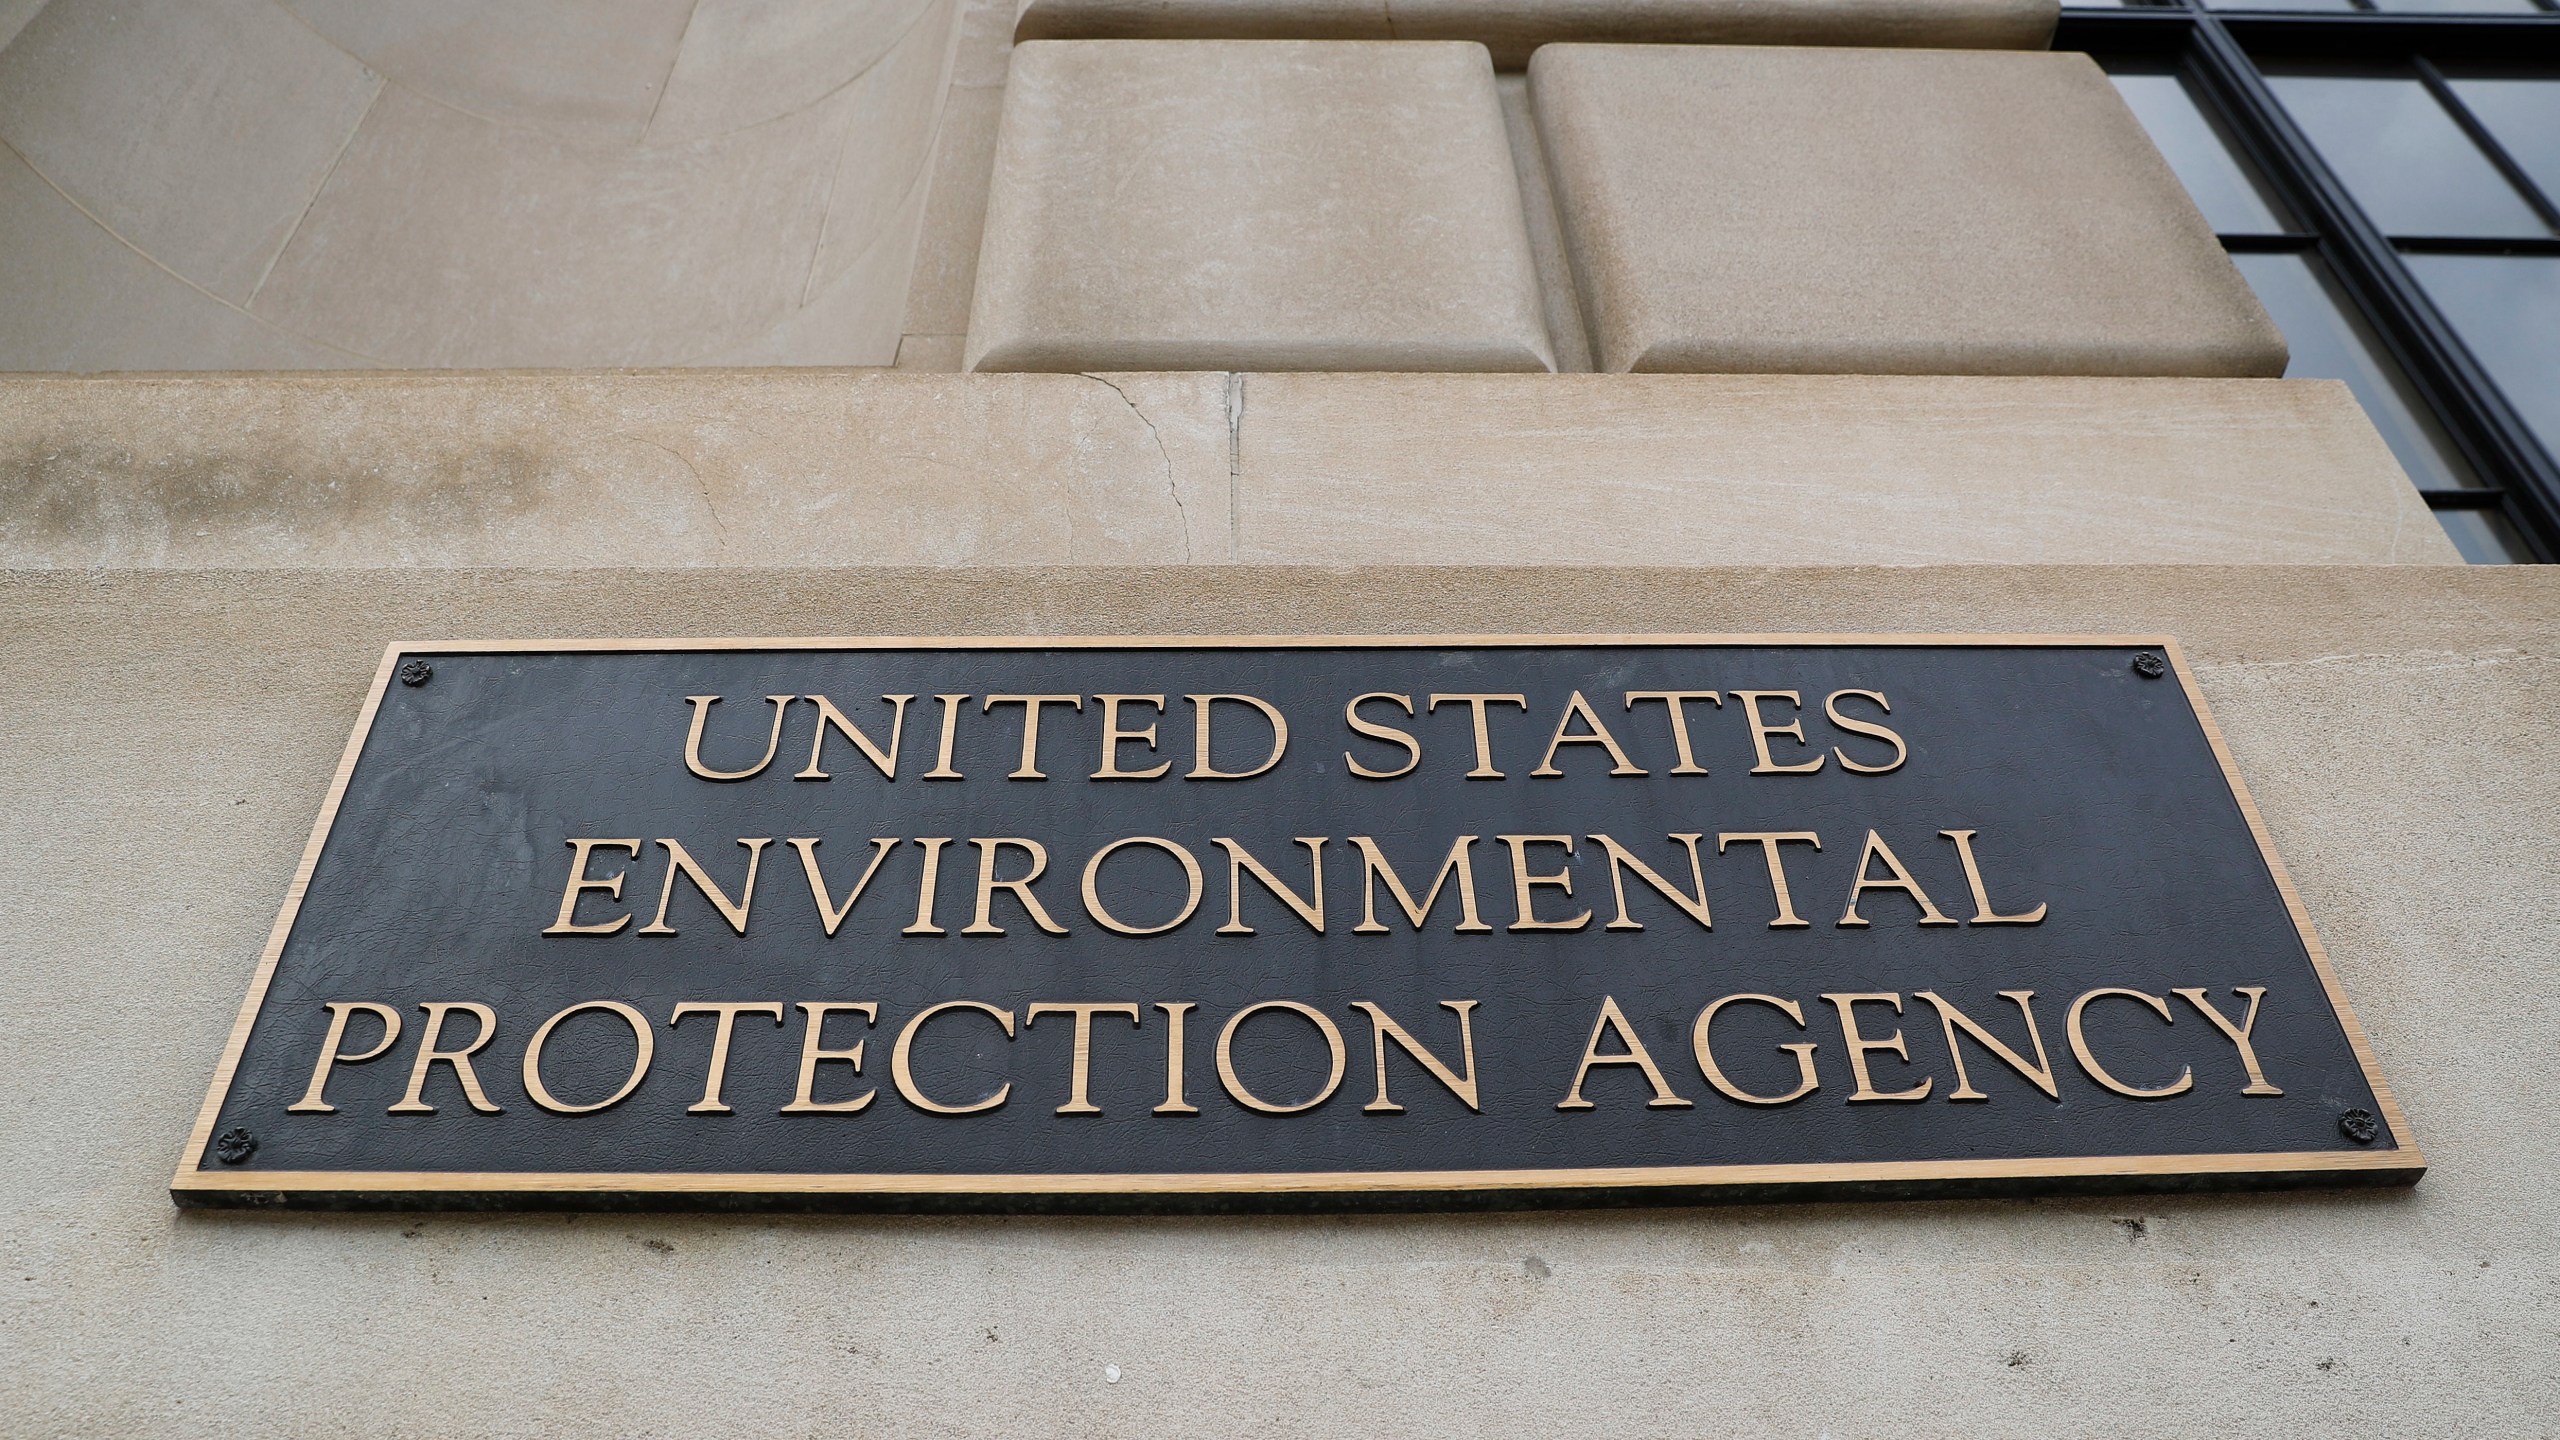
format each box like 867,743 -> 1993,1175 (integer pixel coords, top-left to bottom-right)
1498,834 -> 1591,932
2066,988 -> 2194,1099
1426,693 -> 1528,779
1591,832 -> 1712,931
1187,694 -> 1289,779
1348,835 -> 1492,933
965,838 -> 1070,936
891,1001 -> 1016,1115
788,837 -> 896,936
1080,836 -> 1204,936
1155,1001 -> 1200,1115
1215,1001 -> 1347,1115
1343,692 -> 1420,780
388,1002 -> 503,1114
2172,986 -> 2285,1096
1092,694 -> 1171,780
780,1002 -> 878,1114
543,837 -> 642,936
1941,829 -> 2048,925
982,694 -> 1084,780
1623,690 -> 1722,775
1820,992 -> 1933,1102
682,694 -> 792,781
1717,831 -> 1821,928
289,1001 -> 402,1113
1824,689 -> 1908,774
638,837 -> 773,936
522,1001 -> 653,1115
795,694 -> 912,780
1732,690 -> 1825,775
1837,830 -> 1958,927
670,1001 -> 785,1114
1557,995 -> 1692,1110
1531,690 -> 1647,777
1212,837 -> 1326,935
905,836 -> 953,936
1916,990 -> 2059,1101
1024,1002 -> 1143,1115
1351,1000 -> 1481,1114
923,694 -> 968,780
1691,994 -> 1818,1106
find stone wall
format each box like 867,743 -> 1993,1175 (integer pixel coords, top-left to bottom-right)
0,370 -> 2455,567
3,564 -> 2551,1433
0,0 -> 971,370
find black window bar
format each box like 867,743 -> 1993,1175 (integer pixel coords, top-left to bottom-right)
2062,2 -> 2560,562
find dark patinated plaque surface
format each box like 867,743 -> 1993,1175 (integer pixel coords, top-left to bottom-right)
176,636 -> 2419,1211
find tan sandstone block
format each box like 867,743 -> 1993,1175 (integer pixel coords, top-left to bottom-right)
276,0 -> 699,145
649,0 -> 949,139
0,0 -> 382,304
0,371 -> 1232,568
965,40 -> 1555,373
0,147 -> 364,372
1014,0 -> 2057,67
1531,46 -> 2288,377
1230,373 -> 2455,565
250,82 -> 851,367
0,370 -> 2451,568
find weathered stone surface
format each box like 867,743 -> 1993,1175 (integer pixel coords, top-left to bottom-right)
1531,46 -> 2288,377
0,147 -> 368,373
648,0 -> 951,140
1228,372 -> 2454,565
0,371 -> 1230,568
0,0 -> 957,370
1014,0 -> 2059,67
249,81 -> 849,367
0,0 -> 382,305
965,40 -> 1555,373
0,370 -> 2455,567
0,563 -> 2551,1433
276,0 -> 700,145
900,80 -> 1009,344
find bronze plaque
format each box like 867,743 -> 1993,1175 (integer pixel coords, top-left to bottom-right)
175,635 -> 2419,1211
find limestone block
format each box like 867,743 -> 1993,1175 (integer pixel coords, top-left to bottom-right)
0,148 -> 365,372
250,80 -> 856,367
965,40 -> 1555,373
808,0 -> 963,296
0,371 -> 2451,568
1014,0 -> 2058,67
0,371 -> 1232,568
0,0 -> 47,53
709,159 -> 931,365
650,0 -> 948,139
0,0 -> 382,304
1228,373 -> 2454,565
901,82 -> 1009,342
1530,46 -> 2288,377
277,0 -> 701,145
0,0 -> 954,369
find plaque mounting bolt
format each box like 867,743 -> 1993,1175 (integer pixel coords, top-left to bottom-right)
213,1127 -> 256,1164
2338,1108 -> 2380,1144
398,659 -> 433,687
2131,652 -> 2167,679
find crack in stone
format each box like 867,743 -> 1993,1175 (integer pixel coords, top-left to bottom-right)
626,434 -> 729,557
1225,372 -> 1245,562
1081,372 -> 1192,563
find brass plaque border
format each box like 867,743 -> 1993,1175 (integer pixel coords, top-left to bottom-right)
172,633 -> 2423,1207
